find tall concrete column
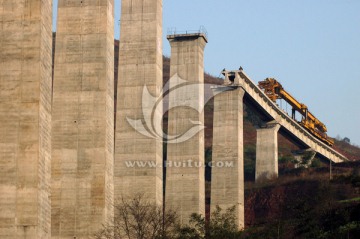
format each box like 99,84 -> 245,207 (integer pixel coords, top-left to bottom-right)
165,33 -> 208,224
51,1 -> 114,237
0,1 -> 52,238
115,0 -> 163,205
211,86 -> 245,229
256,123 -> 280,181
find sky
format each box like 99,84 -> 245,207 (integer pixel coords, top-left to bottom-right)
53,0 -> 360,146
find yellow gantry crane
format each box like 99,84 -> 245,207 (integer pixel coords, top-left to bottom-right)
258,78 -> 334,146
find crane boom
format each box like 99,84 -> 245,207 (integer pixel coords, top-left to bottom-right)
258,78 -> 334,146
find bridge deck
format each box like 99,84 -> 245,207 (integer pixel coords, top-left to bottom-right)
214,70 -> 348,163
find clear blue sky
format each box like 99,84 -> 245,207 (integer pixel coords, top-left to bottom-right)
53,0 -> 360,146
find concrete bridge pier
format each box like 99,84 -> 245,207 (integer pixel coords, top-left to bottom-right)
0,1 -> 52,238
211,86 -> 245,229
51,0 -> 115,237
165,33 -> 207,225
255,123 -> 281,181
115,0 -> 163,206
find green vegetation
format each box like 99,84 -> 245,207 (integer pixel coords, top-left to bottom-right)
205,148 -> 212,164
244,145 -> 256,181
95,197 -> 243,239
96,173 -> 360,239
278,154 -> 296,164
339,197 -> 360,203
310,157 -> 322,168
242,176 -> 360,239
176,206 -> 241,239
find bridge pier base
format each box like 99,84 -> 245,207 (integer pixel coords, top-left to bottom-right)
211,86 -> 245,229
256,123 -> 280,181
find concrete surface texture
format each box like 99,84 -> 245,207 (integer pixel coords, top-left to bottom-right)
0,0 -> 52,238
51,0 -> 114,237
115,0 -> 163,205
210,86 -> 246,229
256,123 -> 280,181
165,33 -> 207,224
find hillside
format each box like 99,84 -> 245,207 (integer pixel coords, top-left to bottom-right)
242,172 -> 360,238
334,140 -> 360,161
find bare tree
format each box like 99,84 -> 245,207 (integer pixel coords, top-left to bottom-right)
95,194 -> 178,239
175,205 -> 241,239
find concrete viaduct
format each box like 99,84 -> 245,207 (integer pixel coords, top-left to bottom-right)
219,69 -> 347,165
211,69 -> 348,228
0,0 -> 348,237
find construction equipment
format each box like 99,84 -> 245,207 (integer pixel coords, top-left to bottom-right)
258,78 -> 334,146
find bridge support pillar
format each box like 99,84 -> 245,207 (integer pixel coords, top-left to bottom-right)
165,33 -> 208,225
52,1 -> 114,237
0,1 -> 52,238
256,123 -> 281,181
115,0 -> 163,206
211,86 -> 245,229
